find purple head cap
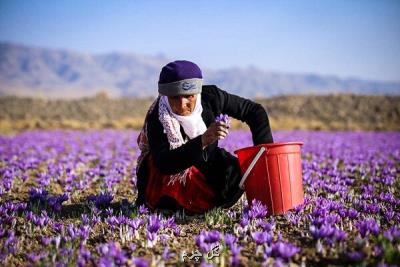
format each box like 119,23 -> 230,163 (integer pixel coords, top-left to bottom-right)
159,60 -> 202,84
158,60 -> 203,96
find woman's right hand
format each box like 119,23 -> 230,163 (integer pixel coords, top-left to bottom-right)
201,121 -> 229,148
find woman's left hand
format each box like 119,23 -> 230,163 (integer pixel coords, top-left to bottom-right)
201,121 -> 229,148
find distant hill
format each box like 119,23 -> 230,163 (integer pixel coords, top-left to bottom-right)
0,42 -> 399,98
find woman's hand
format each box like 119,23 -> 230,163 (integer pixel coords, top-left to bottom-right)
201,121 -> 229,148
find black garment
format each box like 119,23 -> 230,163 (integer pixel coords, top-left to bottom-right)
135,85 -> 273,209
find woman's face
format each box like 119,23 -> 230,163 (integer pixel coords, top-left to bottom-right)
167,94 -> 197,116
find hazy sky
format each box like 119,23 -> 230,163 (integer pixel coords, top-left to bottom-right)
0,0 -> 399,82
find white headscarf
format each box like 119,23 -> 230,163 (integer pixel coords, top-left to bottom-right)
137,94 -> 207,185
160,94 -> 207,140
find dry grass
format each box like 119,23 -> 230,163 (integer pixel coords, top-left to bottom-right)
2,115 -> 397,136
0,117 -> 145,135
1,94 -> 399,134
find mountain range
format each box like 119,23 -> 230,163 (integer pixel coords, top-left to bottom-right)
0,43 -> 399,98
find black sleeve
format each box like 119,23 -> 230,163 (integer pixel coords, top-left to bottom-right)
212,86 -> 273,145
147,115 -> 206,175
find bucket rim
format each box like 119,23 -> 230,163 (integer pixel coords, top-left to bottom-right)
234,141 -> 304,155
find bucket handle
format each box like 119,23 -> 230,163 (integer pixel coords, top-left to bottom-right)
239,147 -> 266,189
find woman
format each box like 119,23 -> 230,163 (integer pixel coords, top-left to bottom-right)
135,60 -> 273,214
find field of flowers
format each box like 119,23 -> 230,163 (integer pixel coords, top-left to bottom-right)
0,130 -> 399,266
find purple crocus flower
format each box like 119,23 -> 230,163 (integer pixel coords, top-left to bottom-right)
106,216 -> 119,228
310,224 -> 335,239
356,218 -> 380,238
383,226 -> 400,242
384,207 -> 395,222
373,245 -> 383,257
379,192 -> 396,205
0,229 -> 7,239
2,178 -> 13,192
105,207 -> 114,217
251,231 -> 273,246
230,244 -> 242,266
129,243 -> 137,252
87,192 -> 113,209
346,251 -> 365,262
311,207 -> 328,219
224,233 -> 237,249
133,257 -> 149,267
37,172 -> 51,187
99,256 -> 115,266
333,229 -> 347,242
162,217 -> 176,229
28,187 -> 48,206
361,203 -> 380,214
203,230 -> 220,243
324,214 -> 340,225
47,193 -> 69,212
346,208 -> 359,219
267,241 -> 300,261
257,221 -> 275,232
117,215 -> 127,225
147,214 -> 162,234
200,262 -> 214,267
146,232 -> 157,243
33,213 -> 50,227
53,222 -> 64,233
239,216 -> 250,228
161,247 -> 174,261
60,247 -> 73,257
77,245 -> 92,267
97,241 -> 127,266
138,204 -> 149,215
2,231 -> 18,256
81,214 -> 90,225
128,218 -> 143,231
79,225 -> 91,240
26,251 -> 49,263
41,236 -> 51,246
274,258 -> 287,267
67,224 -> 78,240
172,224 -> 181,236
195,230 -> 221,253
91,215 -> 101,226
215,114 -> 231,128
159,234 -> 169,245
247,199 -> 268,219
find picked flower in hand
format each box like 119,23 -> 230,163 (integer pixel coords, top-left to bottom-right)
215,114 -> 231,128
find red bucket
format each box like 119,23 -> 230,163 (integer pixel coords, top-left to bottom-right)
234,142 -> 304,215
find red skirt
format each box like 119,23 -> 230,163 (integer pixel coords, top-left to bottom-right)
145,155 -> 217,214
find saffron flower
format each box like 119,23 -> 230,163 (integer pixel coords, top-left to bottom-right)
87,192 -> 113,209
346,251 -> 365,262
247,199 -> 268,219
147,214 -> 162,234
138,204 -> 149,215
215,114 -> 231,128
383,226 -> 400,242
97,241 -> 127,266
224,233 -> 237,249
230,244 -> 242,266
195,230 -> 221,253
355,218 -> 380,238
133,257 -> 149,267
265,241 -> 300,261
251,231 -> 273,246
